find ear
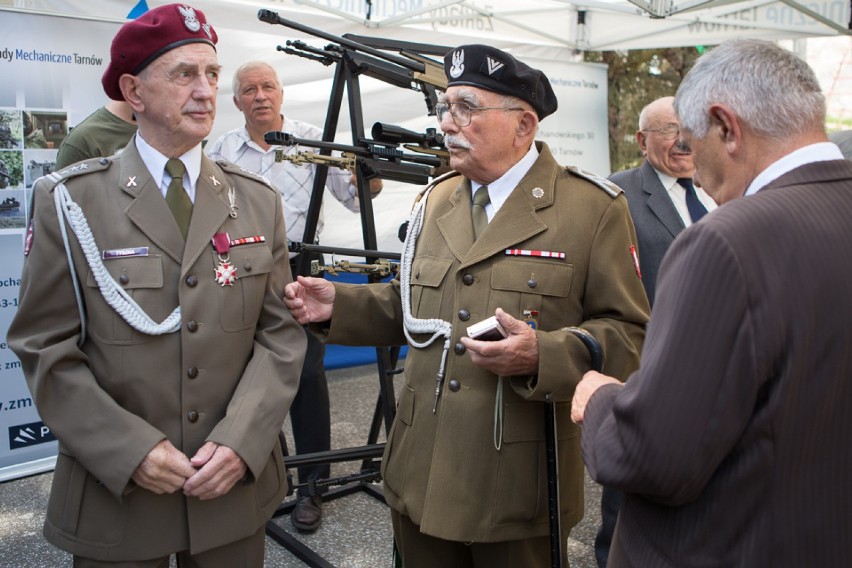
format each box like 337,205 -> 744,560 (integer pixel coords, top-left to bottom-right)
636,130 -> 648,154
119,74 -> 144,114
708,103 -> 742,157
515,110 -> 538,144
232,95 -> 242,111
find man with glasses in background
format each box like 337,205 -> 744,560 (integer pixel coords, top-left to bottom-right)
611,96 -> 716,305
284,44 -> 649,567
594,95 -> 716,567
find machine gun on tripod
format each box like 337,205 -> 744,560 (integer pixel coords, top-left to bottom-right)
258,9 -> 448,115
288,241 -> 401,279
265,122 -> 449,186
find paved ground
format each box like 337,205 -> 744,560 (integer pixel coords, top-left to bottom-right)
0,364 -> 602,567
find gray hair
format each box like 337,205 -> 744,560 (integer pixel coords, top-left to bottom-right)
232,61 -> 280,96
674,39 -> 825,140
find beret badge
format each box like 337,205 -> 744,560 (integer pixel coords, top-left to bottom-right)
449,49 -> 465,79
178,5 -> 201,32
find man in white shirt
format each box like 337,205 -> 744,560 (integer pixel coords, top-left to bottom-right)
206,61 -> 381,533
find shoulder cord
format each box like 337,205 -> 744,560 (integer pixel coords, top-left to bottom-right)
399,186 -> 453,414
399,182 -> 504,448
53,180 -> 182,338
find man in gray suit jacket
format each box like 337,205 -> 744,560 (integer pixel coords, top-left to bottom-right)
595,96 -> 717,567
573,39 -> 852,567
611,96 -> 716,307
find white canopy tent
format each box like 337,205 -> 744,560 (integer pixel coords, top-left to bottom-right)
15,0 -> 851,55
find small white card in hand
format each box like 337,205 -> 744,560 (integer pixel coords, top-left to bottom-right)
466,316 -> 508,341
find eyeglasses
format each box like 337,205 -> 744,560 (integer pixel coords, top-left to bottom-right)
435,101 -> 525,127
642,124 -> 680,139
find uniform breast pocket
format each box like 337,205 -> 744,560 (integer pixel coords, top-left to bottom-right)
216,244 -> 273,332
85,255 -> 164,344
491,259 -> 573,330
408,255 -> 453,319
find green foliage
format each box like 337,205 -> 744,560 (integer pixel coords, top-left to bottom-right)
584,47 -> 703,173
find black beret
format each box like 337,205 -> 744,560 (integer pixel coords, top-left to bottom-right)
102,4 -> 218,101
443,44 -> 558,120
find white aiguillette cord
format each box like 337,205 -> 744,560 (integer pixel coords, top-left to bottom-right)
399,185 -> 453,414
52,177 -> 182,344
400,179 -> 505,450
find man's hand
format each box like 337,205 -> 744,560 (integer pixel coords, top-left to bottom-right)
571,370 -> 622,424
284,275 -> 335,324
348,174 -> 383,197
131,439 -> 196,495
460,308 -> 538,376
183,442 -> 247,500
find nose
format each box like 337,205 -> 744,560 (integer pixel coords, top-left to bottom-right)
438,109 -> 458,134
674,137 -> 691,152
193,75 -> 216,100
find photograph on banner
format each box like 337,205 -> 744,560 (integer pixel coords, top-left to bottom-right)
0,110 -> 23,150
24,111 -> 67,150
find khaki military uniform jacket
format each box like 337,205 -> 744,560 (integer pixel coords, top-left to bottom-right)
326,143 -> 649,543
8,138 -> 306,561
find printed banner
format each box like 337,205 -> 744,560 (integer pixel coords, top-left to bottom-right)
0,10 -> 121,480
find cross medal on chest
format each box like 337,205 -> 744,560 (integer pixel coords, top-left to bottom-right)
212,232 -> 237,286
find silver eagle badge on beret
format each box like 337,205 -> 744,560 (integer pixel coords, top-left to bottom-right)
450,49 -> 465,79
179,5 -> 201,33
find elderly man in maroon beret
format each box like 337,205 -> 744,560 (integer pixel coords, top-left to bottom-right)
285,44 -> 649,567
8,4 -> 305,566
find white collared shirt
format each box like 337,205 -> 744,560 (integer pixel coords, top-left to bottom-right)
471,143 -> 540,221
746,142 -> 845,196
654,170 -> 717,227
205,116 -> 357,243
135,134 -> 201,203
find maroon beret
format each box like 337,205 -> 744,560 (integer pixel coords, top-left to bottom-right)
102,4 -> 218,101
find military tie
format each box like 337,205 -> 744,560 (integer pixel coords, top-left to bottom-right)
165,158 -> 192,239
678,177 -> 707,223
472,185 -> 490,240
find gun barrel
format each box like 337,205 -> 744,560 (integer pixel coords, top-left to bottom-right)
258,9 -> 425,74
264,131 -> 371,157
372,123 -> 444,147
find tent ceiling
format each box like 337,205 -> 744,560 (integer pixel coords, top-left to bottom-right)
16,0 -> 851,53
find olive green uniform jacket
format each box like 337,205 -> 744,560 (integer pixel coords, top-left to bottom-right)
8,139 -> 306,561
325,143 -> 650,543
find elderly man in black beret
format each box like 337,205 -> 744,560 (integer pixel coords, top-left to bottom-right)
285,44 -> 648,567
8,4 -> 305,566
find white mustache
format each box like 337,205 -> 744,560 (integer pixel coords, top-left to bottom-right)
184,103 -> 214,114
444,135 -> 471,150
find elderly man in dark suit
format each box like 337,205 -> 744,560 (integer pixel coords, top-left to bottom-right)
572,38 -> 852,567
610,96 -> 716,307
285,44 -> 649,567
8,4 -> 305,566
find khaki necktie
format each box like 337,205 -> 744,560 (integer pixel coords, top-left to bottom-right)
165,158 -> 192,239
472,185 -> 490,240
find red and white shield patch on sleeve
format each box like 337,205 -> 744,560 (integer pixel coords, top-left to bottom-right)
630,244 -> 641,279
23,219 -> 34,256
